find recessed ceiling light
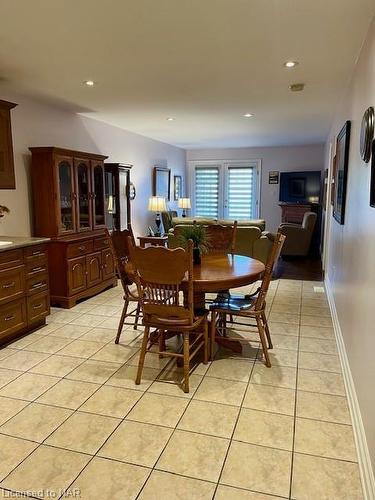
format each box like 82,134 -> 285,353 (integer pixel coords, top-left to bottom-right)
284,61 -> 298,68
243,113 -> 253,118
83,80 -> 95,86
166,117 -> 175,121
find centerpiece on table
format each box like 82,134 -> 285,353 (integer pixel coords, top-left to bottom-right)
176,225 -> 209,264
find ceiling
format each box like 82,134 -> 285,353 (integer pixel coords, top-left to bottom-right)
0,0 -> 374,149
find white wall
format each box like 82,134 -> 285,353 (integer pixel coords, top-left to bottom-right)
0,91 -> 186,238
325,14 -> 375,471
186,145 -> 324,231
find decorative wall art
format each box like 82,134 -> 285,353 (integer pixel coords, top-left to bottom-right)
331,155 -> 337,206
333,121 -> 351,224
153,166 -> 170,201
269,171 -> 279,184
174,175 -> 182,200
360,106 -> 374,163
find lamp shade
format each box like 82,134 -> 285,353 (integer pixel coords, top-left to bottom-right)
148,196 -> 167,212
178,198 -> 191,209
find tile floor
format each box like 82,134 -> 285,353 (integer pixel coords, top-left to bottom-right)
0,279 -> 364,499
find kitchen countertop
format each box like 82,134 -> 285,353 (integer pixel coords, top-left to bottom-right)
0,236 -> 50,252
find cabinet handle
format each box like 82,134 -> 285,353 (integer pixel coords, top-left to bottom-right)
31,250 -> 41,256
32,266 -> 44,272
78,246 -> 86,252
4,315 -> 15,321
32,303 -> 43,309
2,282 -> 15,289
32,281 -> 45,289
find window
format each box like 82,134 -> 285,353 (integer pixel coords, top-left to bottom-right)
194,165 -> 220,218
189,160 -> 260,220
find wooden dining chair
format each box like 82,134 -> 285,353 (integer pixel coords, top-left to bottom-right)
106,228 -> 141,344
129,238 -> 208,393
205,221 -> 238,255
204,222 -> 238,308
209,233 -> 286,366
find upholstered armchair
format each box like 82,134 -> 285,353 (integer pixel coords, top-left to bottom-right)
278,211 -> 317,256
161,210 -> 177,233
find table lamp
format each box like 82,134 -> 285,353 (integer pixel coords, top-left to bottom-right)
178,197 -> 191,217
148,196 -> 167,236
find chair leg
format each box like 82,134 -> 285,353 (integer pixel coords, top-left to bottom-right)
136,325 -> 150,385
203,320 -> 208,364
210,311 -> 216,361
115,298 -> 129,344
159,329 -> 166,358
134,302 -> 141,330
183,332 -> 190,393
256,315 -> 271,368
261,310 -> 273,349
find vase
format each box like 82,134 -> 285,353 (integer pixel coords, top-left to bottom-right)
193,247 -> 201,265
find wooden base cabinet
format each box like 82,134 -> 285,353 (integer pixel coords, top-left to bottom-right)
0,243 -> 50,346
48,232 -> 116,308
30,147 -> 117,309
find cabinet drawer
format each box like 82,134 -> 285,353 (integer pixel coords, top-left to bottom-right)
24,244 -> 48,261
93,237 -> 110,250
26,259 -> 48,278
67,240 -> 93,258
0,266 -> 25,304
26,273 -> 49,296
0,298 -> 27,336
27,291 -> 49,324
0,249 -> 23,270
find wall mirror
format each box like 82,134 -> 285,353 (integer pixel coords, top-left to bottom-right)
153,166 -> 170,201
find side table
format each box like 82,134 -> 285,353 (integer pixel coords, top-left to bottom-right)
137,235 -> 169,248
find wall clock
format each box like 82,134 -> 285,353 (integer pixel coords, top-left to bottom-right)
360,106 -> 374,163
129,182 -> 136,200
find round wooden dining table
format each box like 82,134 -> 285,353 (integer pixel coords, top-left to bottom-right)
191,253 -> 265,309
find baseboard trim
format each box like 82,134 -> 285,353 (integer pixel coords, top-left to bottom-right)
325,276 -> 375,500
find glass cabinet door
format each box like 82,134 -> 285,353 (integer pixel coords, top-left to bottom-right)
92,162 -> 105,228
57,158 -> 75,233
75,160 -> 92,231
118,168 -> 130,230
104,170 -> 116,230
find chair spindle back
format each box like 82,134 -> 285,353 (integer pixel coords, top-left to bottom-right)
255,232 -> 286,310
205,221 -> 238,254
129,238 -> 195,325
106,227 -> 136,288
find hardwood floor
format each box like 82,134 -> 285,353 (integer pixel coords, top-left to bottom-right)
276,255 -> 324,281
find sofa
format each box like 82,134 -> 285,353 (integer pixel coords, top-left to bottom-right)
167,216 -> 273,264
278,211 -> 317,256
171,216 -> 266,232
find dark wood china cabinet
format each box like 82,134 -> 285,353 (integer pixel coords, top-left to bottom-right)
104,163 -> 132,231
0,99 -> 17,189
29,147 -> 117,308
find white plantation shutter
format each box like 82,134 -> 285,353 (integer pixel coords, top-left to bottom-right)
226,166 -> 256,219
194,166 -> 220,218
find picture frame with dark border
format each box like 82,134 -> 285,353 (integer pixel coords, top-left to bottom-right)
153,166 -> 171,200
333,120 -> 351,224
174,175 -> 182,200
331,155 -> 337,206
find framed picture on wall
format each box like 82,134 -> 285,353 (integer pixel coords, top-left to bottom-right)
174,175 -> 182,200
333,121 -> 351,224
153,166 -> 171,200
330,155 -> 337,206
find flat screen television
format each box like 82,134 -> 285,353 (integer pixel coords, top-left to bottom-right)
279,170 -> 321,203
